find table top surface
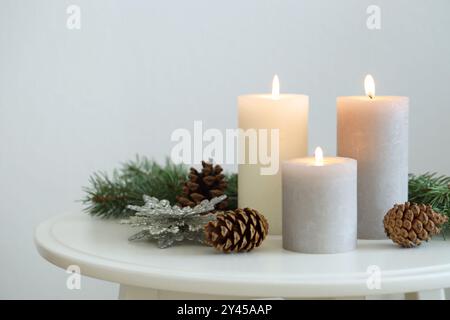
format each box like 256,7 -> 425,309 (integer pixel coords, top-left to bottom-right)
35,213 -> 450,297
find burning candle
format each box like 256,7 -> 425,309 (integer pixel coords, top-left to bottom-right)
282,147 -> 357,253
238,76 -> 309,235
337,75 -> 409,239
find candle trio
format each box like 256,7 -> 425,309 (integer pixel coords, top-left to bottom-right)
238,75 -> 409,254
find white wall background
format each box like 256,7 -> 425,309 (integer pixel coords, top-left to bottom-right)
1,0 -> 450,299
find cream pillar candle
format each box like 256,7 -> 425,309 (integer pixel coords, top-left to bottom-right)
282,147 -> 357,253
337,75 -> 409,239
238,76 -> 309,235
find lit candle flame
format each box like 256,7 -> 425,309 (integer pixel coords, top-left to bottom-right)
314,146 -> 324,166
272,75 -> 280,100
364,74 -> 375,99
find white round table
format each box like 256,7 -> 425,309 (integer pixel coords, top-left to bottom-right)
34,213 -> 450,300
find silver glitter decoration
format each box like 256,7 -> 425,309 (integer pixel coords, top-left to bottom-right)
121,194 -> 226,248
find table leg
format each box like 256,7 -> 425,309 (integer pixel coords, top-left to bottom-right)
364,294 -> 405,300
117,285 -> 273,300
405,289 -> 446,300
119,284 -> 160,300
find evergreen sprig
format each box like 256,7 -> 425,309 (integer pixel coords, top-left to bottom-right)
224,172 -> 237,211
82,156 -> 238,218
82,156 -> 187,218
409,172 -> 450,232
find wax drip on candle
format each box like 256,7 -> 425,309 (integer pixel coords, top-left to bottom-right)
364,74 -> 375,99
272,75 -> 280,100
314,146 -> 324,166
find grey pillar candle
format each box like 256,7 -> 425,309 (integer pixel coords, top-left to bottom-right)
337,75 -> 409,239
282,148 -> 357,254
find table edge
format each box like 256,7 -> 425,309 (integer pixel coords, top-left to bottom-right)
34,214 -> 450,298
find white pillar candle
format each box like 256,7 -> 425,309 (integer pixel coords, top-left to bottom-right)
337,75 -> 409,239
282,147 -> 357,253
238,76 -> 309,235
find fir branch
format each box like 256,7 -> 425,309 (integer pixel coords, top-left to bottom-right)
225,172 -> 238,210
409,172 -> 450,232
82,156 -> 187,218
82,156 -> 239,219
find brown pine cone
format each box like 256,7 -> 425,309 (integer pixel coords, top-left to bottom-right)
204,208 -> 269,253
176,161 -> 228,210
384,202 -> 448,248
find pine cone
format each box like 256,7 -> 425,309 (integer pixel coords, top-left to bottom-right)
204,208 -> 269,253
384,202 -> 448,248
177,161 -> 228,210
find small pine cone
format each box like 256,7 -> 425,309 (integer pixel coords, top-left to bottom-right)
204,208 -> 269,253
384,202 -> 448,248
176,161 -> 228,210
